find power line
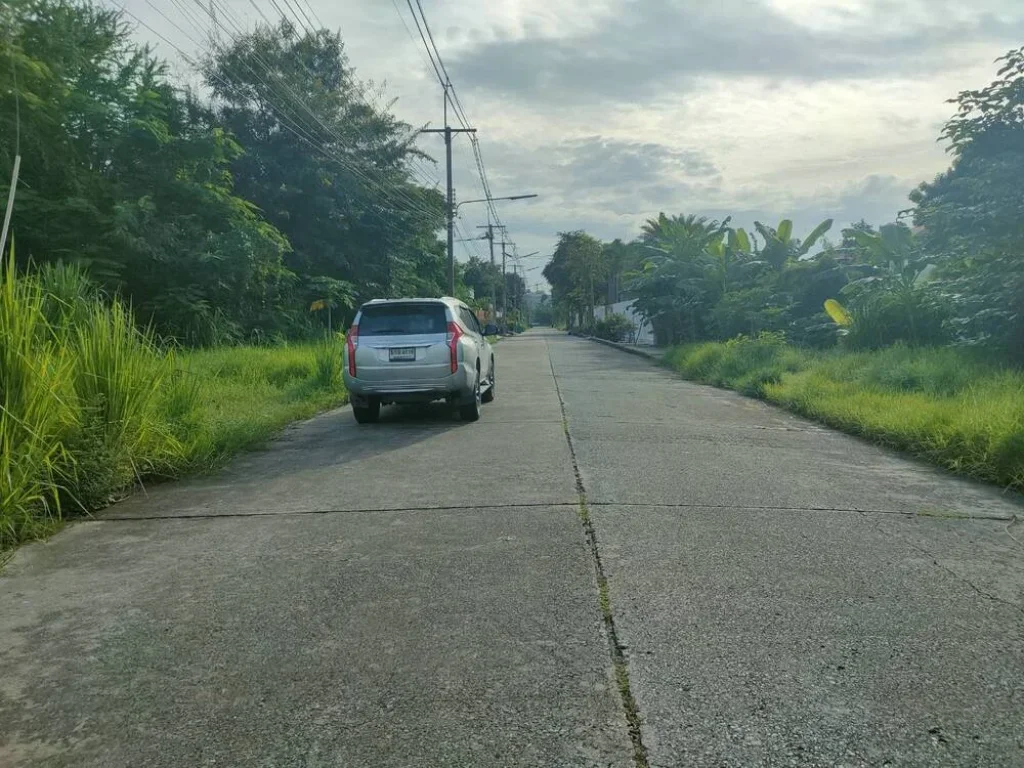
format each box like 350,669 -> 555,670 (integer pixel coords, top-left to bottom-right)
398,0 -> 524,266
188,0 -> 443,225
235,0 -> 438,190
280,0 -> 316,34
403,0 -> 446,90
134,1 -> 443,243
297,0 -> 324,29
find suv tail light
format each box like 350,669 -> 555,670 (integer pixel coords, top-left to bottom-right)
446,321 -> 463,374
345,324 -> 359,376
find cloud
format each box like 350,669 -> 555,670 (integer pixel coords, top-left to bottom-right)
454,135 -> 721,224
554,137 -> 718,187
448,0 -> 1024,104
126,0 -> 1024,282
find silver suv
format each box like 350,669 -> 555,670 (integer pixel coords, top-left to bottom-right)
342,297 -> 496,423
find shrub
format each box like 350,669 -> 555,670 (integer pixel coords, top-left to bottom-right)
843,289 -> 949,350
668,332 -> 808,395
0,256 -> 75,544
593,313 -> 636,342
313,337 -> 343,389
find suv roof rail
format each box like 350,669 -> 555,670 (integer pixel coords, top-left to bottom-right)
362,297 -> 448,304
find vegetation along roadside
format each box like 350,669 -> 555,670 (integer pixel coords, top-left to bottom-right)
664,335 -> 1024,492
1,258 -> 347,553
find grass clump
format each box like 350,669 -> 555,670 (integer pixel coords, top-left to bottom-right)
173,341 -> 347,464
664,335 -> 1024,491
1,257 -> 347,550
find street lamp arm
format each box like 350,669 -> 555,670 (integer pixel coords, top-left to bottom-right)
454,193 -> 538,214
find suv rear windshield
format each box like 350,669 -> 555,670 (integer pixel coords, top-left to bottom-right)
358,303 -> 448,336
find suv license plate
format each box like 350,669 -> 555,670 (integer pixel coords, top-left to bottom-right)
389,347 -> 416,362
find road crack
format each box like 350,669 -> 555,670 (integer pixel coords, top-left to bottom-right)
855,511 -> 1024,618
546,339 -> 650,768
96,502 -> 578,522
586,501 -> 1016,522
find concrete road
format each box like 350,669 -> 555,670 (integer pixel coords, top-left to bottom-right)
2,330 -> 1022,767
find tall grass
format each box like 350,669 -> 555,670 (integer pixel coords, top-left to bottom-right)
1,257 -> 347,550
665,336 -> 1024,491
0,261 -> 75,543
172,340 -> 347,464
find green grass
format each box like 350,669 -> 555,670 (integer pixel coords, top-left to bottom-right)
1,256 -> 346,551
170,341 -> 347,465
664,335 -> 1024,491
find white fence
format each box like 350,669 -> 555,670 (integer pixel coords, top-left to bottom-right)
593,300 -> 655,345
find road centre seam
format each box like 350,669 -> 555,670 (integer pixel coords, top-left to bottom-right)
545,337 -> 651,768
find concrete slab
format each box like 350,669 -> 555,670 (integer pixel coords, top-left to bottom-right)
547,335 -> 1022,519
591,504 -> 1024,768
105,413 -> 578,518
0,507 -> 633,768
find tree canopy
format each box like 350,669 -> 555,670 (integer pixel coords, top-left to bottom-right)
541,48 -> 1022,361
0,0 -> 450,344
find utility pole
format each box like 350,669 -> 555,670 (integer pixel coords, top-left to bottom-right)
477,222 -> 506,324
486,225 -> 496,323
500,239 -> 509,328
420,91 -> 476,296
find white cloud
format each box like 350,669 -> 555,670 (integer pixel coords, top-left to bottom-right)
125,0 -> 1023,286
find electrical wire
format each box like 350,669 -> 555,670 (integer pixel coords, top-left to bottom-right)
235,0 -> 438,190
403,0 -> 445,89
131,2 -> 442,242
399,0 -> 522,254
190,0 -> 443,225
280,0 -> 316,35
297,0 -> 324,29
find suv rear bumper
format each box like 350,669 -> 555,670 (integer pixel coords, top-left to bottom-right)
344,363 -> 475,405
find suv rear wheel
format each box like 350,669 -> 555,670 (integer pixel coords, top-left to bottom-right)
353,398 -> 381,424
460,370 -> 482,422
481,358 -> 495,403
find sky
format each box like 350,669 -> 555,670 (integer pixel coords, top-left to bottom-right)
126,0 -> 1024,289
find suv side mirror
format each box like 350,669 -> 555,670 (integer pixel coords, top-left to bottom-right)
483,324 -> 498,336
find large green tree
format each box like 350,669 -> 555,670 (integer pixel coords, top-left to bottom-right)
542,231 -> 606,330
202,21 -> 447,309
1,0 -> 292,343
910,46 -> 1024,358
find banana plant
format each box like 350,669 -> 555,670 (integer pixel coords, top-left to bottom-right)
752,218 -> 834,269
705,227 -> 753,292
843,225 -> 934,296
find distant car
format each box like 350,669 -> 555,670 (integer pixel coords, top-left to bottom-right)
342,297 -> 495,423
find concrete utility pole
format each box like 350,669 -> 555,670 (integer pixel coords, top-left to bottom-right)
420,91 -> 476,296
477,223 -> 505,324
486,225 -> 496,322
500,240 -> 509,327
506,251 -> 539,328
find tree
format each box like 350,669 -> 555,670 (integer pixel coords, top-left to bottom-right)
462,256 -> 502,312
910,46 -> 1024,357
203,20 -> 447,312
629,214 -> 728,344
543,231 -> 606,330
0,0 -> 292,343
601,238 -> 644,306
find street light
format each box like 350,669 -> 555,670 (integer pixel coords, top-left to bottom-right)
454,193 -> 538,216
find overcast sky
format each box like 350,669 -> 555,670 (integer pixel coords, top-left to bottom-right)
128,0 -> 1024,288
